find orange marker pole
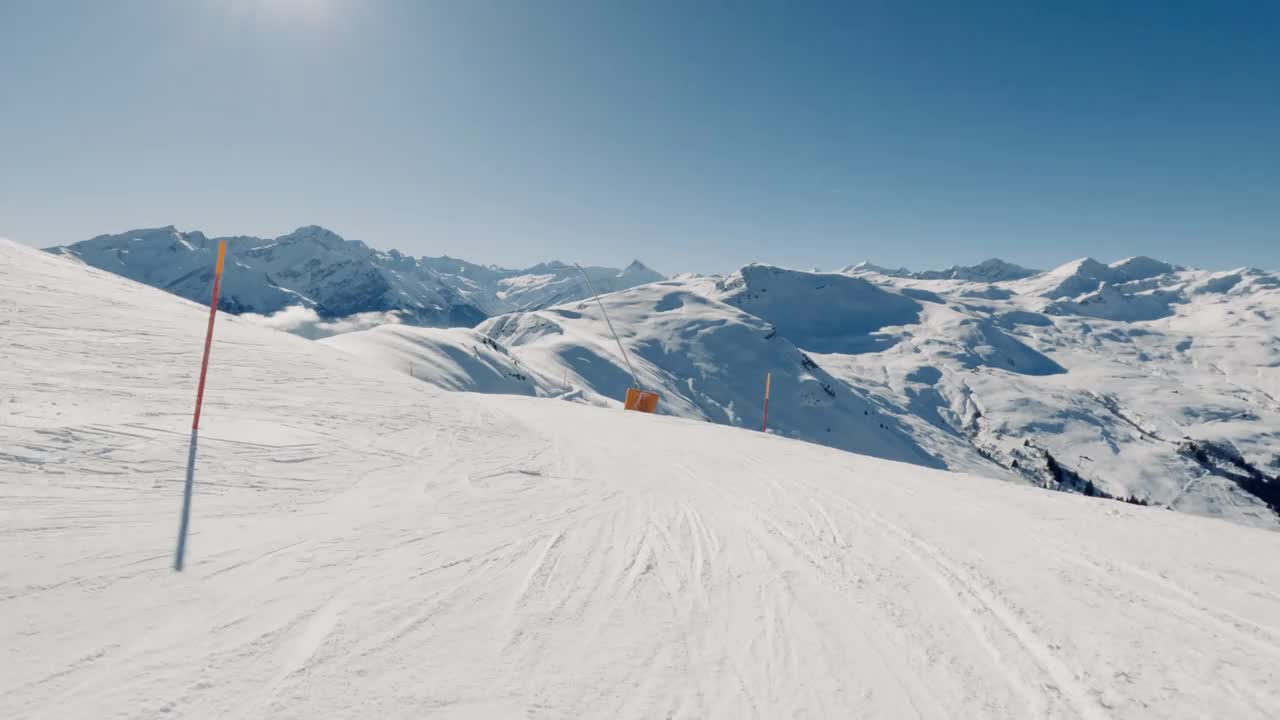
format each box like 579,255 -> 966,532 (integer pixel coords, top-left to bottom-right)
175,240 -> 227,571
190,241 -> 226,432
762,372 -> 771,432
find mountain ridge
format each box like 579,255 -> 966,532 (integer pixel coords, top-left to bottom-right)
47,225 -> 665,327
49,226 -> 1278,328
325,255 -> 1280,530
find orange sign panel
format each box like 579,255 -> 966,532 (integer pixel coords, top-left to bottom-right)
624,388 -> 660,413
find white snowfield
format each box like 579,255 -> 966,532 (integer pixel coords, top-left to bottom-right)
323,324 -> 562,398
331,259 -> 1280,530
3,238 -> 1280,719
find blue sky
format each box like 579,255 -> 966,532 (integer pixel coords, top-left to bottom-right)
2,1 -> 1277,273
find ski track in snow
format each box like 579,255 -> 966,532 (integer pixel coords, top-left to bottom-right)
3,238 -> 1280,718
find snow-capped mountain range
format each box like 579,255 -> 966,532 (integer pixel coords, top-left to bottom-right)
843,257 -> 1041,282
46,225 -> 664,326
327,255 -> 1280,530
41,226 -> 1280,528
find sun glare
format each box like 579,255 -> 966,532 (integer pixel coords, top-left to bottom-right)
216,0 -> 353,27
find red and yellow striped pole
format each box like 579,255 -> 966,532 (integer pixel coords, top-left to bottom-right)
762,372 -> 771,432
175,240 -> 226,571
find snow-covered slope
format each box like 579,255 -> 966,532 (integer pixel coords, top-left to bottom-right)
716,264 -> 924,353
330,256 -> 1280,529
840,256 -> 1280,527
475,277 -> 1000,475
321,325 -> 562,397
47,226 -> 664,327
4,238 -> 1280,718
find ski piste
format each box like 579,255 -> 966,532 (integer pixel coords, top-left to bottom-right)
4,237 -> 1280,717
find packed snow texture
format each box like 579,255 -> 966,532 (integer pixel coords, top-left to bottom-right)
46,225 -> 664,326
4,239 -> 1280,718
328,256 -> 1280,530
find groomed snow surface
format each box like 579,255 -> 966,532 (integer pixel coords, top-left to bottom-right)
3,238 -> 1280,719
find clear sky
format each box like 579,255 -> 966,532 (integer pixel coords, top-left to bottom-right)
2,1 -> 1277,273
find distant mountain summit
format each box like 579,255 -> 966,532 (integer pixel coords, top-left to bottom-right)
845,258 -> 1040,282
46,226 -> 665,326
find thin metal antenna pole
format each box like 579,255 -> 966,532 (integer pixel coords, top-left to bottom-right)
573,263 -> 640,389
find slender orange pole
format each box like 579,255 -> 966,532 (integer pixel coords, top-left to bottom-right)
762,372 -> 771,432
175,240 -> 226,571
190,240 -> 226,430
189,240 -> 225,430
